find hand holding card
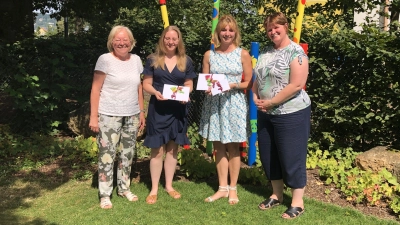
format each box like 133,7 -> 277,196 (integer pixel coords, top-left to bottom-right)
162,84 -> 190,101
196,73 -> 230,95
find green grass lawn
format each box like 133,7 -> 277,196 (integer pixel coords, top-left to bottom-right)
0,176 -> 399,225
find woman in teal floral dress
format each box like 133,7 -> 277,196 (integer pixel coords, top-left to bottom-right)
199,15 -> 253,205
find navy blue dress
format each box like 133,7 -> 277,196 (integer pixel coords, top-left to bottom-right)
143,56 -> 197,148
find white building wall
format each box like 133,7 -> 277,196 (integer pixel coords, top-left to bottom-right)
353,5 -> 382,32
354,0 -> 400,32
306,0 -> 398,32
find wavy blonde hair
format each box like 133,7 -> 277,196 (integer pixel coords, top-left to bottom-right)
212,15 -> 241,48
106,25 -> 136,52
149,26 -> 187,72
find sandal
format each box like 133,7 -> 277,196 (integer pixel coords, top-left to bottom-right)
228,186 -> 239,205
118,191 -> 138,202
166,190 -> 181,199
146,195 -> 157,204
100,197 -> 113,209
205,186 -> 229,202
258,198 -> 281,210
282,206 -> 305,219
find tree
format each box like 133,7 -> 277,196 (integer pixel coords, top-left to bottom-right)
0,0 -> 64,43
0,0 -> 138,42
115,0 -> 268,65
389,0 -> 400,29
0,0 -> 34,43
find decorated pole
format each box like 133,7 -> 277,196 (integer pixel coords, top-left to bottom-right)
293,0 -> 308,90
292,0 -> 306,44
210,0 -> 220,50
206,0 -> 220,155
248,42 -> 259,166
159,0 -> 169,28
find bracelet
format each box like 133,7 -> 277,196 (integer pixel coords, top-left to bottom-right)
139,109 -> 145,113
235,81 -> 240,89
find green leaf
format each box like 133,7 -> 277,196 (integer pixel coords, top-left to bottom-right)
366,112 -> 375,119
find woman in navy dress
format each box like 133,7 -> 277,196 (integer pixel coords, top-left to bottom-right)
142,25 -> 196,204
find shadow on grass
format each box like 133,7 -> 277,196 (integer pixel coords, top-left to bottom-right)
0,153 -> 146,223
0,153 -> 302,224
0,156 -> 90,225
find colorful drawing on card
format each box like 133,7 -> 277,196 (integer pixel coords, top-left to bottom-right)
196,73 -> 230,95
162,84 -> 190,101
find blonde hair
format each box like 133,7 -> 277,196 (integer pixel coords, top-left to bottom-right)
107,25 -> 136,52
263,12 -> 289,32
149,26 -> 187,72
212,15 -> 241,48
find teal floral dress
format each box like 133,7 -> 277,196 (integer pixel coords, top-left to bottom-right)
199,48 -> 249,144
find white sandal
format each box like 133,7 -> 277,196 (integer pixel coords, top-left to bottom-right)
118,191 -> 138,202
100,197 -> 113,209
228,186 -> 239,205
205,186 -> 229,202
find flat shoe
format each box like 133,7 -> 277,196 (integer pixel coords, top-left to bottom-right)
100,197 -> 113,209
167,190 -> 181,199
146,195 -> 157,204
228,186 -> 239,205
118,191 -> 138,202
204,186 -> 229,202
282,206 -> 304,219
258,198 -> 281,210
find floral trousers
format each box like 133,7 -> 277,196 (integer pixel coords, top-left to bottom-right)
97,113 -> 140,198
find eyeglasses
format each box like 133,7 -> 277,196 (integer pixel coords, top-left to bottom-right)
113,39 -> 130,43
164,37 -> 179,42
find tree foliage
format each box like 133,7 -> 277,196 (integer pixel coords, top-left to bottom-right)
1,0 -> 268,134
306,22 -> 400,150
115,0 -> 267,65
0,36 -> 104,134
298,1 -> 400,150
0,0 -> 34,43
0,0 -> 399,152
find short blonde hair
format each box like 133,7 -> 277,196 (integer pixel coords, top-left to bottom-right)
212,15 -> 241,48
263,12 -> 289,32
106,25 -> 136,52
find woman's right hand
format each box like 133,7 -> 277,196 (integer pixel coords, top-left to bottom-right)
154,91 -> 167,101
89,117 -> 99,133
205,86 -> 212,95
253,93 -> 260,107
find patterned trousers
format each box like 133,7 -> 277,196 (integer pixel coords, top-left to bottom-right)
97,114 -> 140,198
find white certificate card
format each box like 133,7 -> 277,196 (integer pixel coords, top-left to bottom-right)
162,84 -> 190,101
196,73 -> 230,95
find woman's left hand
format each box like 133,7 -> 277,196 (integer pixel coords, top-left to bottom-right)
180,97 -> 190,104
139,113 -> 146,130
255,99 -> 274,112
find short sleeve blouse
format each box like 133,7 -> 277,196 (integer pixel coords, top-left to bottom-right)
254,41 -> 311,115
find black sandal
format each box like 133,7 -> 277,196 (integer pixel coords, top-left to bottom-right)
282,206 -> 304,219
258,198 -> 281,210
